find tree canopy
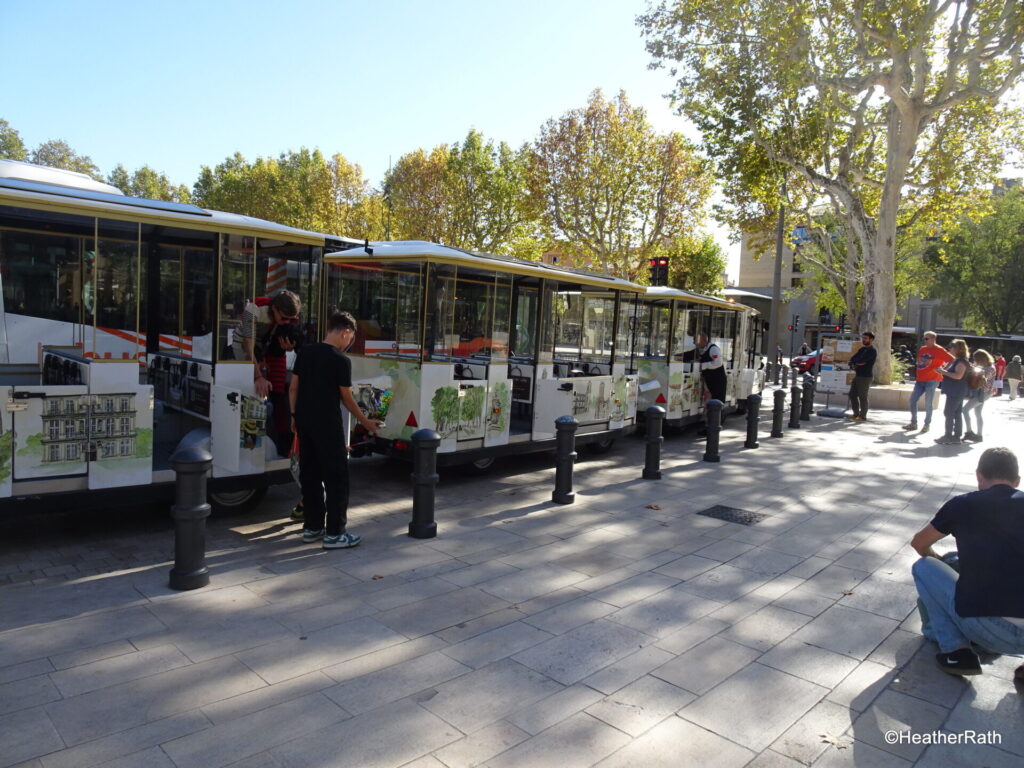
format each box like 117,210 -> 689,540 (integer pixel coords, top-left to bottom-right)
531,89 -> 713,282
384,130 -> 542,257
107,164 -> 191,202
640,0 -> 1024,380
0,119 -> 27,161
31,139 -> 103,181
924,185 -> 1024,334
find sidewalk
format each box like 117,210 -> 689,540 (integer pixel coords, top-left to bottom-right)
1,393 -> 1023,767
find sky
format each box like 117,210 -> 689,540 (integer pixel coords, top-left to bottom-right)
0,0 -> 743,277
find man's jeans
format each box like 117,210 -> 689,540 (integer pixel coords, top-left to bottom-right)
908,380 -> 938,425
912,557 -> 1024,654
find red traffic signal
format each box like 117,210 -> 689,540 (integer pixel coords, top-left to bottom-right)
787,324 -> 793,331
833,325 -> 841,332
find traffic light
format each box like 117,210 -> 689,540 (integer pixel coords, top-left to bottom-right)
648,257 -> 669,286
833,325 -> 841,332
787,324 -> 793,331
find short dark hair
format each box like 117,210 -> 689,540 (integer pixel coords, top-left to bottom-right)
327,311 -> 357,333
861,331 -> 875,340
977,447 -> 1019,482
270,290 -> 301,318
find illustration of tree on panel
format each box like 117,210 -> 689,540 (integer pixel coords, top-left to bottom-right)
431,386 -> 460,438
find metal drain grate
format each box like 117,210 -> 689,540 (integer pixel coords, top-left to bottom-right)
698,505 -> 767,526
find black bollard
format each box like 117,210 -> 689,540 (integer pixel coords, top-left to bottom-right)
643,405 -> 665,480
703,399 -> 723,462
409,429 -> 440,538
744,393 -> 761,449
789,384 -> 802,429
800,378 -> 815,421
552,415 -> 578,504
771,388 -> 786,438
782,365 -> 790,388
169,445 -> 213,590
773,361 -> 781,385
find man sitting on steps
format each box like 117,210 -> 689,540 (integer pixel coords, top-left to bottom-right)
910,447 -> 1024,678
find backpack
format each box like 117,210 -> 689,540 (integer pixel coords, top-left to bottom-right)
966,366 -> 985,391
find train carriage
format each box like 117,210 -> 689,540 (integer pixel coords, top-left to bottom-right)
322,240 -> 645,469
0,159 -> 347,511
633,286 -> 764,426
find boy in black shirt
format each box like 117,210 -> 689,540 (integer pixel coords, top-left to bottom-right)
910,447 -> 1024,677
288,312 -> 382,549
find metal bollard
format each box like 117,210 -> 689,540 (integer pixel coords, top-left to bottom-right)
169,445 -> 213,590
703,399 -> 723,463
744,393 -> 761,449
800,378 -> 815,421
782,365 -> 789,387
643,405 -> 665,480
789,384 -> 802,429
552,415 -> 578,504
409,429 -> 440,538
773,362 -> 781,385
771,389 -> 786,438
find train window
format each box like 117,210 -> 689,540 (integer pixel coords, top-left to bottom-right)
636,300 -> 670,360
672,306 -> 694,360
218,234 -> 255,362
490,274 -> 512,363
451,267 -> 497,358
580,294 -> 615,365
511,282 -> 538,359
255,242 -> 318,343
0,221 -> 91,360
537,282 -> 556,365
423,263 -> 456,360
615,294 -> 639,370
552,288 -> 583,363
94,219 -> 140,359
328,261 -> 423,358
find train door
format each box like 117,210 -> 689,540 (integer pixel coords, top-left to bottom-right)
508,278 -> 540,439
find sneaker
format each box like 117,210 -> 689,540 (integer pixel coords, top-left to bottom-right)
323,532 -> 361,549
964,432 -> 983,443
935,435 -> 957,444
290,504 -> 305,522
920,424 -> 930,433
301,528 -> 325,543
902,423 -> 918,431
935,647 -> 982,676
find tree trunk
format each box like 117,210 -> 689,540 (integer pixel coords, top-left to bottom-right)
864,105 -> 920,384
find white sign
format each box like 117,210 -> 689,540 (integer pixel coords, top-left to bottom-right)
837,340 -> 853,353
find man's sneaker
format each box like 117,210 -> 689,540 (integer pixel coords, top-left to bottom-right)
290,504 -> 305,522
919,424 -> 930,433
323,532 -> 361,549
964,432 -> 982,443
902,423 -> 918,431
935,648 -> 982,676
935,435 -> 957,444
301,528 -> 324,543
850,416 -> 867,422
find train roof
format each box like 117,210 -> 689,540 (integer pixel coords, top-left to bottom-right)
0,159 -> 325,245
644,285 -> 755,312
324,240 -> 646,293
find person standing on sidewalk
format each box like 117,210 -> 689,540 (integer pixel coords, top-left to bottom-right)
993,353 -> 1007,397
936,339 -> 971,444
288,311 -> 382,550
962,349 -> 996,443
1006,355 -> 1022,401
909,447 -> 1024,678
846,332 -> 877,422
904,332 -> 953,433
695,331 -> 727,436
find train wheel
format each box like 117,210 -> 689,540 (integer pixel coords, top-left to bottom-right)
586,436 -> 616,454
463,456 -> 496,475
208,487 -> 267,516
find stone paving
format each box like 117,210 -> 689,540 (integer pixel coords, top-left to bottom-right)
1,390 -> 1023,767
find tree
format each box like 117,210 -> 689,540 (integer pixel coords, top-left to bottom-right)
384,130 -> 542,257
667,235 -> 727,294
107,164 -> 191,202
531,89 -> 713,282
925,185 -> 1024,334
640,1 -> 1024,382
0,119 -> 27,161
193,149 -> 385,238
31,139 -> 103,181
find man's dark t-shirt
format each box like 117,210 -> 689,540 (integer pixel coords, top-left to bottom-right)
930,485 -> 1024,619
849,345 -> 877,378
292,342 -> 351,434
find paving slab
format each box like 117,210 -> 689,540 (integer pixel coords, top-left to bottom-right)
585,674 -> 695,736
486,712 -> 631,768
679,662 -> 828,751
594,715 -> 755,768
511,619 -> 651,685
